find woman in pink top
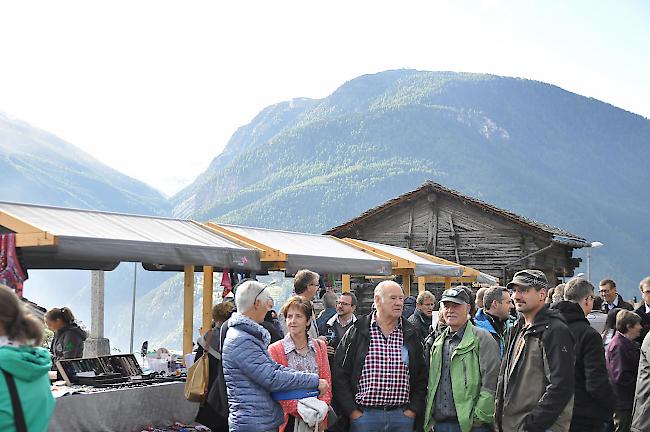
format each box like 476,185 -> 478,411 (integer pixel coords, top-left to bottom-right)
268,296 -> 332,432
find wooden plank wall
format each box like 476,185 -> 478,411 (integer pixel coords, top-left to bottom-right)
338,192 -> 573,285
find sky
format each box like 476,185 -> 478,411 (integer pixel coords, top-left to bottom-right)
1,1 -> 648,196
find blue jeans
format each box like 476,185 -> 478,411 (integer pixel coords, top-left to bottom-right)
434,421 -> 491,432
350,408 -> 414,432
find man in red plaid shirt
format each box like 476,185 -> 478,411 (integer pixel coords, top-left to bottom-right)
332,280 -> 427,431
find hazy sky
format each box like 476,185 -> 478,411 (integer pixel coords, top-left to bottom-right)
1,1 -> 648,195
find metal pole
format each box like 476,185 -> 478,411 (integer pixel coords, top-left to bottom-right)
587,248 -> 591,282
129,263 -> 138,353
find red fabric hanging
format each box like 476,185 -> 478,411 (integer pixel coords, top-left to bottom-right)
0,233 -> 28,297
221,269 -> 232,298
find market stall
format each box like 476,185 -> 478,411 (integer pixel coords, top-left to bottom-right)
0,201 -> 263,431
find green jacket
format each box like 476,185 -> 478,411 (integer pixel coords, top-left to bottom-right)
0,345 -> 56,432
424,321 -> 500,432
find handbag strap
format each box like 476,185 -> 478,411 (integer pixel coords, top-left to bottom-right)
2,370 -> 28,432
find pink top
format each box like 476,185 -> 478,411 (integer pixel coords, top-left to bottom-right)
268,337 -> 332,432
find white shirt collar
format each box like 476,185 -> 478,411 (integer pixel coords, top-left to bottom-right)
326,313 -> 357,327
645,303 -> 650,314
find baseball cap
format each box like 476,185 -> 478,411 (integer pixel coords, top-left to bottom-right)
506,269 -> 548,290
440,287 -> 471,305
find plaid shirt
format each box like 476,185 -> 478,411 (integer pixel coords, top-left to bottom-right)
355,313 -> 410,407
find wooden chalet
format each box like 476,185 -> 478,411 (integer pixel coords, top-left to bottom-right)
326,181 -> 589,288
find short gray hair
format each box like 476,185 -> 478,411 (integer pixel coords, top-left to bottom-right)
564,278 -> 594,302
322,291 -> 338,308
484,286 -> 507,310
374,280 -> 402,300
235,280 -> 272,312
416,290 -> 435,305
476,287 -> 489,304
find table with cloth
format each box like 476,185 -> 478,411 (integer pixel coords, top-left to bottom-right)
48,382 -> 198,432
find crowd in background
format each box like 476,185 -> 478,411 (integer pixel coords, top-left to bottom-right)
1,271 -> 650,432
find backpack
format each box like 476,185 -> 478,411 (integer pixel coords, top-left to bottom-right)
205,319 -> 230,419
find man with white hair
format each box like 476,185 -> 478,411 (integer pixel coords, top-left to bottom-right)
222,280 -> 329,432
332,280 -> 427,431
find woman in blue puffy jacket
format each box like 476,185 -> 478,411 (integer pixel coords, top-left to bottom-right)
222,281 -> 329,432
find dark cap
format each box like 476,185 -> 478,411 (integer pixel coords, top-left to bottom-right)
507,269 -> 548,290
440,287 -> 471,305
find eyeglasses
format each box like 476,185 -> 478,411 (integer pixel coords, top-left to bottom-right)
336,301 -> 352,307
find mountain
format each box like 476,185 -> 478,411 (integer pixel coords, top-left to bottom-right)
0,112 -> 170,214
0,112 -> 172,351
172,70 -> 650,300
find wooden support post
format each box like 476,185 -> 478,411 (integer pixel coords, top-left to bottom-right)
402,271 -> 411,296
183,265 -> 195,359
201,266 -> 214,335
342,274 -> 351,293
418,276 -> 426,294
444,277 -> 452,289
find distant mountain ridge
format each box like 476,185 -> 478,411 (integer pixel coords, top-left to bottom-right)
0,112 -> 169,215
172,69 -> 650,301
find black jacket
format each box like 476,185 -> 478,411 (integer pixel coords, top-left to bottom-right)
407,309 -> 432,341
496,306 -> 575,432
332,313 -> 427,431
633,303 -> 650,344
51,323 -> 87,362
601,294 -> 634,313
551,301 -> 614,422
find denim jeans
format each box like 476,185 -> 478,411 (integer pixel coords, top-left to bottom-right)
349,408 -> 414,432
434,421 -> 491,432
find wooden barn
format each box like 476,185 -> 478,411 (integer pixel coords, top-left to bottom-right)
326,181 -> 589,288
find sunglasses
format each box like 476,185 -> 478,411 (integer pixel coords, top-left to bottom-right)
254,281 -> 277,304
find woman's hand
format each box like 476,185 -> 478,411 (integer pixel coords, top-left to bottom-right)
318,378 -> 329,395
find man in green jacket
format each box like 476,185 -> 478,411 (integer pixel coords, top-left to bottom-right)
423,287 -> 500,432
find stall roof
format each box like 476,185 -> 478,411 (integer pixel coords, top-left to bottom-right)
348,239 -> 464,277
0,202 -> 261,271
209,223 -> 392,276
411,250 -> 500,285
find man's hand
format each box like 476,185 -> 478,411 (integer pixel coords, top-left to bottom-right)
326,345 -> 335,355
403,409 -> 416,419
318,379 -> 329,395
350,409 -> 363,420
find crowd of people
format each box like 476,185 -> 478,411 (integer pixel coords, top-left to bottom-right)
196,270 -> 650,432
2,270 -> 650,432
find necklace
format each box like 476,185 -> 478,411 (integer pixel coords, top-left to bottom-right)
292,337 -> 309,352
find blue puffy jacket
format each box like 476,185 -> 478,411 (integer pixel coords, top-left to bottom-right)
222,312 -> 320,432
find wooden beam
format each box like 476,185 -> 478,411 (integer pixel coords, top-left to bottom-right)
15,232 -> 57,247
448,213 -> 460,264
406,206 -> 414,248
425,276 -> 478,284
418,276 -> 426,294
402,270 -> 411,296
200,222 -> 288,262
183,265 -> 195,359
338,237 -> 413,271
201,266 -> 214,335
432,196 -> 439,255
445,277 -> 452,289
0,211 -> 45,234
342,274 -> 351,293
